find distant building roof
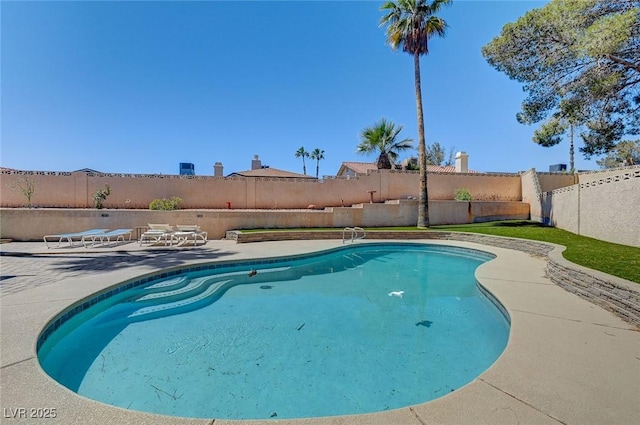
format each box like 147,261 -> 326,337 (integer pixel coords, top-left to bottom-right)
228,167 -> 317,179
429,165 -> 457,173
337,162 -> 378,176
337,162 -> 478,176
73,168 -> 103,173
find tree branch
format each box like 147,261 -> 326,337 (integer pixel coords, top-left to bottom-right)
604,54 -> 640,74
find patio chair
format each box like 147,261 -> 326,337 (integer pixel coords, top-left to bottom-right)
173,225 -> 208,246
139,224 -> 175,246
43,229 -> 109,249
82,229 -> 133,248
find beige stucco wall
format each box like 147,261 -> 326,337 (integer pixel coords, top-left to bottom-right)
541,166 -> 640,247
520,169 -> 543,222
425,172 -> 521,200
0,200 -> 530,241
543,186 -> 579,234
578,169 -> 640,247
537,172 -> 577,192
5,166 -> 637,247
520,169 -> 577,224
577,166 -> 639,184
0,169 -> 523,209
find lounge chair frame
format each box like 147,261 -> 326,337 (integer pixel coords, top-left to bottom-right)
82,229 -> 133,248
43,229 -> 109,249
173,225 -> 208,246
139,224 -> 175,246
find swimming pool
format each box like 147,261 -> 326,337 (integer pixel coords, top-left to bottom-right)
37,243 -> 509,420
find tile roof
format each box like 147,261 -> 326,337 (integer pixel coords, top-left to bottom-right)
338,162 -> 478,175
430,165 -> 457,173
229,167 -> 317,179
339,162 -> 378,174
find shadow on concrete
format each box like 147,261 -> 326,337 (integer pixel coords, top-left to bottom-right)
49,248 -> 238,273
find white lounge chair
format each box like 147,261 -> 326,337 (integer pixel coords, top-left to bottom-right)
82,229 -> 133,248
173,225 -> 208,246
43,229 -> 109,248
139,224 -> 175,246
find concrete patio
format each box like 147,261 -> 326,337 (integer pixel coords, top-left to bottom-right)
1,237 -> 638,424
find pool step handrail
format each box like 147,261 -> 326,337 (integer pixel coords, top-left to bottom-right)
342,227 -> 366,243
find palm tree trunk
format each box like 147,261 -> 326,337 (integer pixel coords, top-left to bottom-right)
303,158 -> 307,175
377,152 -> 392,169
414,53 -> 429,228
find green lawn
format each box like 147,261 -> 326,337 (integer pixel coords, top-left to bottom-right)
433,221 -> 639,283
239,221 -> 640,283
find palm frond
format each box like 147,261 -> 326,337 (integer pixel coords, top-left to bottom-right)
380,0 -> 451,55
357,118 -> 414,167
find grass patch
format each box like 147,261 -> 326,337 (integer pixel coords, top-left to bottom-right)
435,221 -> 639,283
237,221 -> 639,283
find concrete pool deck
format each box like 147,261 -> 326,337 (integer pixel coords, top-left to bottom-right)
1,238 -> 638,425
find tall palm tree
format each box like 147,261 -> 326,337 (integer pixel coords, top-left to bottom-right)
310,148 -> 325,178
295,146 -> 309,175
380,0 -> 451,228
357,118 -> 414,169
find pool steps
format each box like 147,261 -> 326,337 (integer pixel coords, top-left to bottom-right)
125,266 -> 292,320
128,279 -> 233,319
136,275 -> 224,302
144,275 -> 188,290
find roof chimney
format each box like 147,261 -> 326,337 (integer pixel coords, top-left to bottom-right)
213,162 -> 224,177
251,155 -> 262,170
455,151 -> 468,173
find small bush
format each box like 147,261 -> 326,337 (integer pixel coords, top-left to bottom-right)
149,196 -> 183,210
9,175 -> 36,208
454,188 -> 472,201
93,184 -> 111,209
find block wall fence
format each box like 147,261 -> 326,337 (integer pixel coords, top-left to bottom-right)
0,200 -> 533,241
1,167 -> 637,247
0,169 -> 527,209
540,166 -> 640,247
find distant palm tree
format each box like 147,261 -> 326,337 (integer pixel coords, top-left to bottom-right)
357,118 -> 413,169
295,146 -> 309,175
380,0 -> 451,228
310,148 -> 325,178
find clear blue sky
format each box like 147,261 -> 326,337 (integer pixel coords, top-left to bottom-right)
3,0 -> 599,177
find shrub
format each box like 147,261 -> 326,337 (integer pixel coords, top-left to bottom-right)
93,184 -> 111,209
454,188 -> 472,201
404,158 -> 419,171
9,175 -> 36,208
149,196 -> 183,210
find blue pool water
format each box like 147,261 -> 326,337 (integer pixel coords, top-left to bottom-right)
38,243 -> 509,420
